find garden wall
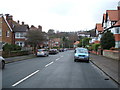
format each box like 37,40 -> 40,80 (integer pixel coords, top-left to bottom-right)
103,50 -> 119,60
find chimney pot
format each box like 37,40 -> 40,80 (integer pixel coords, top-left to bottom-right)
22,22 -> 24,25
17,20 -> 20,24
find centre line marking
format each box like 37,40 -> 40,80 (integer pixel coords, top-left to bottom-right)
56,58 -> 59,60
61,56 -> 63,57
12,70 -> 40,87
45,61 -> 54,67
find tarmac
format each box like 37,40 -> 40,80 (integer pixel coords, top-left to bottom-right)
4,52 -> 120,85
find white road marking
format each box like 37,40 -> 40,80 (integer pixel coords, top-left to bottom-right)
61,56 -> 63,57
12,70 -> 40,87
45,61 -> 54,67
56,58 -> 60,61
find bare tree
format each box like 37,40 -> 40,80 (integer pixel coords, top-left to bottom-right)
25,30 -> 47,53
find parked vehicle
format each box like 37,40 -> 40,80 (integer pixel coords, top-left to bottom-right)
64,48 -> 67,51
0,56 -> 5,69
49,49 -> 59,54
36,49 -> 49,57
74,47 -> 89,62
59,48 -> 64,52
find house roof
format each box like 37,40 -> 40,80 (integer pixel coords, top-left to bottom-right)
2,16 -> 13,32
95,23 -> 103,32
74,41 -> 79,45
94,40 -> 100,44
103,14 -> 106,20
106,10 -> 119,21
13,25 -> 29,32
114,20 -> 120,26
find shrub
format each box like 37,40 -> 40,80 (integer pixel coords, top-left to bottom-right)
92,43 -> 101,51
3,43 -> 21,51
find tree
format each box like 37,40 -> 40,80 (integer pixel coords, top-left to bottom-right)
100,31 -> 115,49
25,30 -> 47,52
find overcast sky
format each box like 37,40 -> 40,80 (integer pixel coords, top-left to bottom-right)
0,0 -> 119,32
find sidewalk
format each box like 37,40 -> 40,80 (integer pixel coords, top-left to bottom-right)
5,54 -> 36,64
90,53 -> 120,84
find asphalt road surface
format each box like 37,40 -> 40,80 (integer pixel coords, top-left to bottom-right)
2,50 -> 118,88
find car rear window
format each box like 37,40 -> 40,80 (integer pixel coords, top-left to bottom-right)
76,49 -> 88,53
38,49 -> 47,52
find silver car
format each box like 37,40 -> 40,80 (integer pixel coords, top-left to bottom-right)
0,56 -> 5,69
36,49 -> 49,57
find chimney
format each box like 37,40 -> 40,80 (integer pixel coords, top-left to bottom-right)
38,25 -> 42,31
17,20 -> 20,24
22,22 -> 24,25
5,14 -> 13,28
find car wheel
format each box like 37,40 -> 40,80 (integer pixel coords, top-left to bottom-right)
86,60 -> 89,63
74,59 -> 77,62
2,61 -> 5,69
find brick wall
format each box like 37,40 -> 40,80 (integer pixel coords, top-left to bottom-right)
2,16 -> 13,44
103,50 -> 119,60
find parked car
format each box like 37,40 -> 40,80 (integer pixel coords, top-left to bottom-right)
49,49 -> 59,54
59,48 -> 64,52
64,48 -> 67,51
36,49 -> 49,57
74,47 -> 89,62
0,56 -> 5,69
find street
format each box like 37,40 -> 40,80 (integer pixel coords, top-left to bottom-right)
2,50 -> 118,88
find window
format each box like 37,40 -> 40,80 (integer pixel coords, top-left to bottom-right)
6,31 -> 10,37
115,28 -> 120,34
15,41 -> 24,47
0,29 -> 2,36
15,32 -> 26,38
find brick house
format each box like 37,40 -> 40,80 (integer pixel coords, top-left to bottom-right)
94,23 -> 104,42
13,22 -> 29,47
0,14 -> 14,55
49,38 -> 61,48
102,6 -> 120,48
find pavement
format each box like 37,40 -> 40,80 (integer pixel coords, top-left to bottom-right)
5,54 -> 36,64
90,53 -> 120,85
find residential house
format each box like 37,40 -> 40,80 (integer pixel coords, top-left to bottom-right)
13,22 -> 29,47
95,23 -> 104,42
73,41 -> 80,48
49,38 -> 61,48
29,25 -> 48,48
102,4 -> 120,48
0,14 -> 14,55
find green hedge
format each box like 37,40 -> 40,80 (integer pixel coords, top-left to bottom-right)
92,43 -> 101,51
2,50 -> 30,58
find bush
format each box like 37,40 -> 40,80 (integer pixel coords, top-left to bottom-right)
3,43 -> 21,51
92,43 -> 101,51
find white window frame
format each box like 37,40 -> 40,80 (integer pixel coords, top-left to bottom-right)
15,32 -> 26,39
6,31 -> 10,37
0,28 -> 2,36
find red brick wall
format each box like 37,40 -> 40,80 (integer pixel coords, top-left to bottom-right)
2,17 -> 13,44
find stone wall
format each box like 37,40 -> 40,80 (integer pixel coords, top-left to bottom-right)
103,50 -> 120,60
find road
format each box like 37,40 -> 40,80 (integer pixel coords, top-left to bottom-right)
2,50 -> 118,88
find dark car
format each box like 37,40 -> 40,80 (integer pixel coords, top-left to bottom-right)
0,56 -> 5,69
59,48 -> 64,52
49,49 -> 59,54
74,48 -> 90,62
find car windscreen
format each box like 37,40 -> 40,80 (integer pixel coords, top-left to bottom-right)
76,49 -> 88,54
